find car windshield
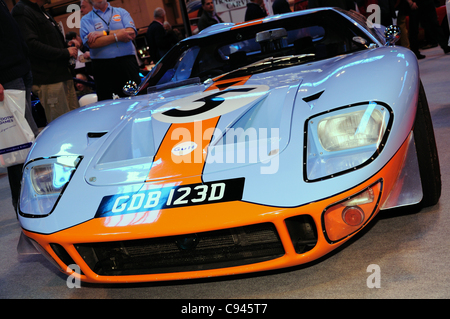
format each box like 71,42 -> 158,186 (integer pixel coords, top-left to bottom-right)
143,9 -> 377,92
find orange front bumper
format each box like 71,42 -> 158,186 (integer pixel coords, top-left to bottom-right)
21,133 -> 412,284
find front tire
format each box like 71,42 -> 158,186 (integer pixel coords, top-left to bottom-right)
413,81 -> 441,207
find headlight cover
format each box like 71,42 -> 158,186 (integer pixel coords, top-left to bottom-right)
19,156 -> 82,217
305,102 -> 392,181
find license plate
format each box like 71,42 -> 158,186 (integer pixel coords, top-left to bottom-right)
95,178 -> 245,218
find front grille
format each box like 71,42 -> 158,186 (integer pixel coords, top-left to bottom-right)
75,223 -> 284,276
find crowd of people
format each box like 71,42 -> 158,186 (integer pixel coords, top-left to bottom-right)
198,0 -> 449,59
336,0 -> 450,59
1,0 -> 449,212
3,0 -> 449,121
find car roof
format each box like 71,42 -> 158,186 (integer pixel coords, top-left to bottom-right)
189,7 -> 384,47
190,7 -> 342,38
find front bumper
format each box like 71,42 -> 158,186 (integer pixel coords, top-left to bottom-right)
19,132 -> 412,284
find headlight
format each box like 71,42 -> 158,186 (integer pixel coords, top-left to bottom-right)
19,156 -> 82,217
305,102 -> 392,181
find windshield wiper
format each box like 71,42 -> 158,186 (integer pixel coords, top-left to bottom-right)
147,77 -> 201,93
219,54 -> 315,80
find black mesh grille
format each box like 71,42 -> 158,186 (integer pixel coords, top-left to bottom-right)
75,223 -> 284,276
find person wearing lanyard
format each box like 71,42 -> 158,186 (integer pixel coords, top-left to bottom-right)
80,0 -> 140,101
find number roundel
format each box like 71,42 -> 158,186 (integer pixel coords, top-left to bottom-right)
152,85 -> 270,123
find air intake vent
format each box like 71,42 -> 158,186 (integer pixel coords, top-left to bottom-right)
87,132 -> 107,138
75,223 -> 284,276
285,215 -> 318,254
302,90 -> 324,103
87,132 -> 107,145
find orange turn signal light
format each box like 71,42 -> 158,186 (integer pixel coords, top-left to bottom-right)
322,180 -> 382,243
342,207 -> 365,226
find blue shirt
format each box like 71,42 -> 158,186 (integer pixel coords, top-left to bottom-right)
80,3 -> 136,59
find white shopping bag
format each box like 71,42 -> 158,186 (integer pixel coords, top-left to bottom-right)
0,90 -> 35,168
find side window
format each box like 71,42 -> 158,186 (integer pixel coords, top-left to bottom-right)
173,46 -> 200,81
158,46 -> 200,85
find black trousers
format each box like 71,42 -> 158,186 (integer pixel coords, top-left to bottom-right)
409,0 -> 448,54
7,164 -> 23,214
92,55 -> 141,101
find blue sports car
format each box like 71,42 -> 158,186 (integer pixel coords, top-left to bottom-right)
17,8 -> 440,283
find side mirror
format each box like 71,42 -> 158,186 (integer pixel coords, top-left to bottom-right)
123,81 -> 138,96
384,25 -> 401,46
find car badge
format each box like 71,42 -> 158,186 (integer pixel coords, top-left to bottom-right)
171,141 -> 198,156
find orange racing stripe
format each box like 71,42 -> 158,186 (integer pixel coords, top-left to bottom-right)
231,19 -> 264,29
209,75 -> 252,90
146,116 -> 219,185
145,76 -> 252,185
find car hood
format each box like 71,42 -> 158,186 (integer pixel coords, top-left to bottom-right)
30,46 -> 418,203
83,76 -> 299,186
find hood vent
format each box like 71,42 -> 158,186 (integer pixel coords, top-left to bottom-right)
303,90 -> 325,103
303,90 -> 324,109
87,132 -> 108,138
87,132 -> 107,145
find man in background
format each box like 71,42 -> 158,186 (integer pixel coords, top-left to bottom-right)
407,0 -> 450,59
80,0 -> 92,15
245,0 -> 267,21
272,0 -> 291,14
146,7 -> 179,64
1,0 -> 39,213
12,0 -> 79,123
198,0 -> 223,31
75,73 -> 94,98
80,0 -> 140,101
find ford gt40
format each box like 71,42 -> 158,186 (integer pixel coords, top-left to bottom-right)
17,8 -> 441,283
